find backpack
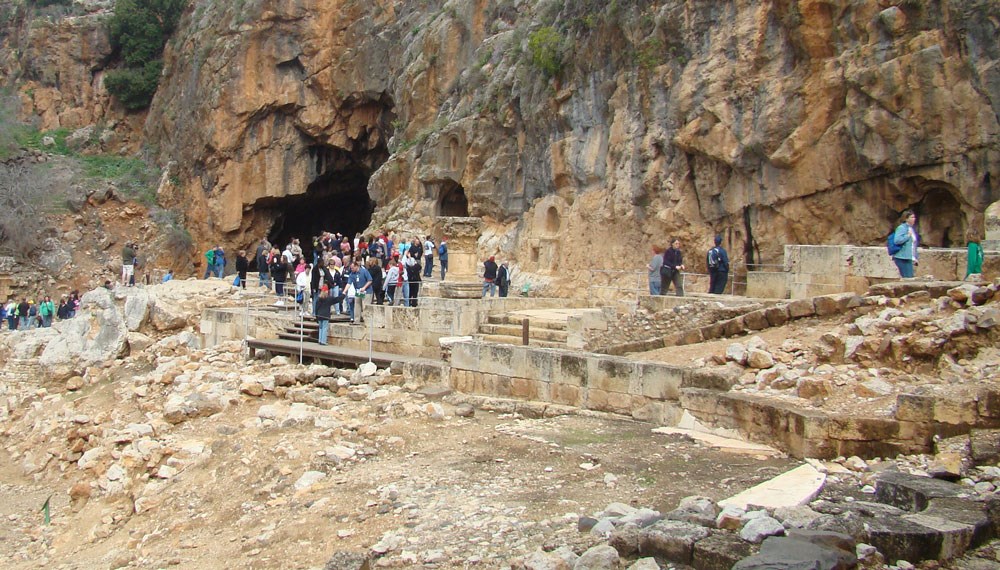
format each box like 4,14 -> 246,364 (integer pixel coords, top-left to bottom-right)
438,243 -> 447,256
707,248 -> 720,270
887,231 -> 902,256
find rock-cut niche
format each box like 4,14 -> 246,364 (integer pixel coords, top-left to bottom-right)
437,180 -> 469,217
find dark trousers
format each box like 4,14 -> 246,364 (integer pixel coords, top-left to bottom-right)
709,270 -> 728,294
662,269 -> 684,296
409,283 -> 420,307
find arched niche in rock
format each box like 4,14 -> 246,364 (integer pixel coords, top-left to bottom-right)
897,180 -> 965,248
437,180 -> 469,217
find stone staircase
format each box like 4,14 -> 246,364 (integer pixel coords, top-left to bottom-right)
272,313 -> 350,343
476,313 -> 569,348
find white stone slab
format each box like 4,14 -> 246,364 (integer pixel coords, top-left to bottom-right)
719,464 -> 826,510
652,426 -> 781,456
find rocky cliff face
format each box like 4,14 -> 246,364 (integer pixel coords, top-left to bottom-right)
4,1 -> 999,288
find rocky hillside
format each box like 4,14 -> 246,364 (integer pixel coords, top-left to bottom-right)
2,0 -> 998,286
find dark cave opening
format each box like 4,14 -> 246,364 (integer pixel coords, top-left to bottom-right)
265,166 -> 375,253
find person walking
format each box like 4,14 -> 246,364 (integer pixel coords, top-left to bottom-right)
438,238 -> 449,280
646,245 -> 664,295
482,256 -> 499,297
707,236 -> 730,295
4,298 -> 16,330
891,209 -> 919,278
314,286 -> 335,345
660,239 -> 685,296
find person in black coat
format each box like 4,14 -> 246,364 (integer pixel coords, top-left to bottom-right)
311,259 -> 334,315
405,251 -> 422,307
235,250 -> 249,289
660,239 -> 685,296
497,262 -> 511,298
270,256 -> 288,299
367,258 -> 385,305
482,256 -> 498,297
707,236 -> 730,295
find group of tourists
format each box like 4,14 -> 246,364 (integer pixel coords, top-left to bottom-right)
647,236 -> 730,297
209,231 -> 451,344
1,292 -> 81,331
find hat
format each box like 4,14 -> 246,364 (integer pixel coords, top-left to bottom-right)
714,235 -> 723,245
489,256 -> 495,261
321,285 -> 329,292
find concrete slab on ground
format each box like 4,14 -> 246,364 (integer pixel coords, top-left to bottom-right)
652,427 -> 782,457
505,308 -> 604,323
719,464 -> 826,510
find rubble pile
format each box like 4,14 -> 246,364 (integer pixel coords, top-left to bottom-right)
706,281 -> 999,417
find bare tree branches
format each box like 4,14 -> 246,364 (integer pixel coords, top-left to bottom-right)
0,161 -> 49,256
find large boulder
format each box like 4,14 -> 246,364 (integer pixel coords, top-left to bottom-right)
36,288 -> 128,367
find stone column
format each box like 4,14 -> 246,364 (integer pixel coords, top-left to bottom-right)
436,217 -> 483,298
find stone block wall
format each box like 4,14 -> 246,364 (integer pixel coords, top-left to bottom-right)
755,246 -> 1000,299
447,341 -> 735,424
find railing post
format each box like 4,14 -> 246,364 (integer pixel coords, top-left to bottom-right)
522,319 -> 529,346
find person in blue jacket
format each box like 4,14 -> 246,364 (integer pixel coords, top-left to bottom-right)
346,260 -> 372,324
891,209 -> 920,278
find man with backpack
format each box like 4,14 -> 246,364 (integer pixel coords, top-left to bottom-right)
707,236 -> 730,295
203,247 -> 216,279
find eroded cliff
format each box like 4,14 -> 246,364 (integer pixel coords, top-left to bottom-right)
4,0 -> 999,287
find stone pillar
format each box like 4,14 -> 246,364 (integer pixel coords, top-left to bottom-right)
436,216 -> 482,298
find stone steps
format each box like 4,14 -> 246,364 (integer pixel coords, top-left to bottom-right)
486,314 -> 568,330
478,323 -> 569,342
475,334 -> 566,349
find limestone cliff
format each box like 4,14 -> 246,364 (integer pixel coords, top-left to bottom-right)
4,0 -> 999,289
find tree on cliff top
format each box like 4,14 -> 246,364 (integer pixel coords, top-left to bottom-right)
105,0 -> 186,111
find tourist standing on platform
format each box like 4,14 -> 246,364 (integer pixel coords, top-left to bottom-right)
423,236 -> 435,278
235,250 -> 249,289
966,227 -> 984,280
384,256 -> 401,305
406,249 -> 422,307
346,260 -> 372,323
311,259 -> 334,316
660,239 -> 685,296
367,257 -> 385,305
891,209 -> 919,278
438,238 -> 448,280
482,256 -> 498,297
270,251 -> 288,302
256,238 -> 271,289
314,286 -> 335,345
706,236 -> 730,295
646,245 -> 664,295
295,263 -> 311,314
497,261 -> 511,298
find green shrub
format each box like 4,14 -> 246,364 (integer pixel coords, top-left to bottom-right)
527,26 -> 564,78
28,0 -> 72,6
105,0 -> 185,110
104,60 -> 164,111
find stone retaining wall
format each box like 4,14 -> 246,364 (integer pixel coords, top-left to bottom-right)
448,340 -> 736,424
748,246 -> 1000,299
680,387 -> 1000,459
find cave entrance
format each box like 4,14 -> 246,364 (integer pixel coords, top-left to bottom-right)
437,180 -> 469,217
266,165 -> 375,254
906,186 -> 965,248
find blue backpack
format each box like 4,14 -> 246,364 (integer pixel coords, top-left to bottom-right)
887,231 -> 902,256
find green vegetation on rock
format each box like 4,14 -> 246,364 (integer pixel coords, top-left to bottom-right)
106,0 -> 186,110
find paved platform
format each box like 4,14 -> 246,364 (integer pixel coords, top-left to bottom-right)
719,464 -> 827,510
247,338 -> 430,368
